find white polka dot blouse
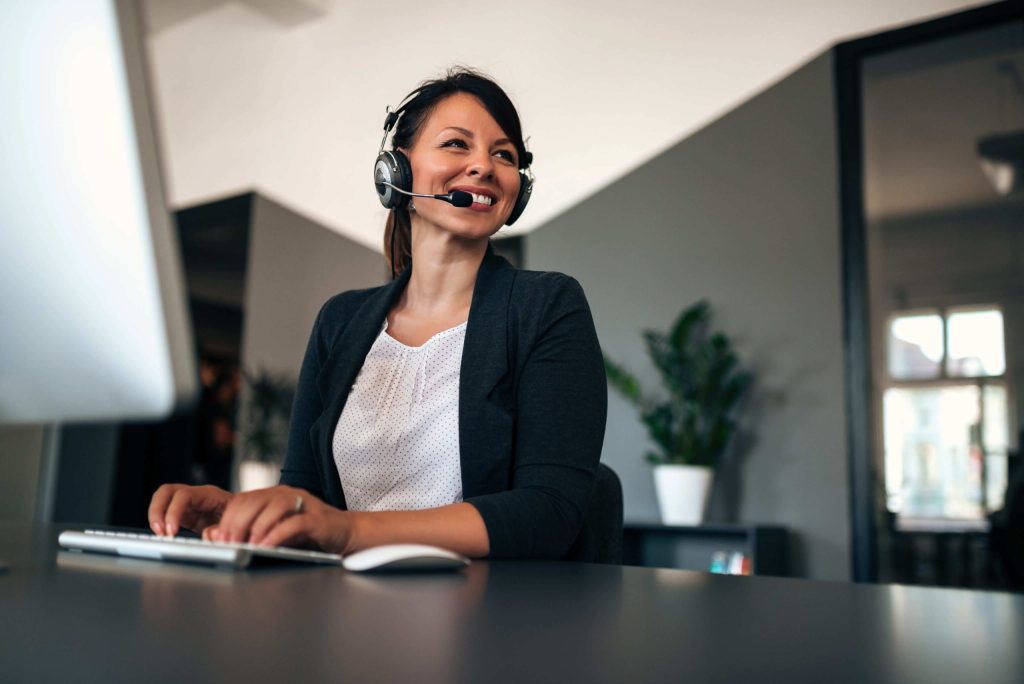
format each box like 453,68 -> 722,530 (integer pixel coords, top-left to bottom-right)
332,319 -> 466,512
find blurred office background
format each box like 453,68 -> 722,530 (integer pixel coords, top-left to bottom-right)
2,0 -> 1022,589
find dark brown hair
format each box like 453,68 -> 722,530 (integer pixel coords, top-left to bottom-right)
383,67 -> 528,277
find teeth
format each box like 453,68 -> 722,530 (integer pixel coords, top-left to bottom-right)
470,193 -> 493,206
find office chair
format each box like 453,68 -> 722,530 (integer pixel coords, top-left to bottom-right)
565,463 -> 624,564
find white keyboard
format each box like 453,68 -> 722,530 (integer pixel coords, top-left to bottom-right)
58,529 -> 343,569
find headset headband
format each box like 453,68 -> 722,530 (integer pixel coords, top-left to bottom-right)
377,88 -> 422,156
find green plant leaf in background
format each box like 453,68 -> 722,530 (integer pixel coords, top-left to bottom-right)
604,300 -> 752,469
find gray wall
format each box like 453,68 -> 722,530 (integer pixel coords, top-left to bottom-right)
238,195 -> 388,466
241,194 -> 389,378
526,52 -> 851,580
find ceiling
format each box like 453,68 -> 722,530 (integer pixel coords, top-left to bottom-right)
143,0 -> 993,252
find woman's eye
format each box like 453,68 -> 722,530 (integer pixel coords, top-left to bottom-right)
495,150 -> 516,164
440,139 -> 468,149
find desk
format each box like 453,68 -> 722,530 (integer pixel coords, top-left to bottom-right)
2,524 -> 1022,683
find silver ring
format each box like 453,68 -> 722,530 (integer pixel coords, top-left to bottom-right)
293,495 -> 304,514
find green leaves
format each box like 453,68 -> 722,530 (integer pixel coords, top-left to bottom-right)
603,300 -> 752,469
670,300 -> 709,353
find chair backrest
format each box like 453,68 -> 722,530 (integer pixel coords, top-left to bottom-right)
564,463 -> 624,564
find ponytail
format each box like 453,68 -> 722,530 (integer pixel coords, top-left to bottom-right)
384,207 -> 412,278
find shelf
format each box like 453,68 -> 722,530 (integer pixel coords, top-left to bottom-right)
623,523 -> 789,576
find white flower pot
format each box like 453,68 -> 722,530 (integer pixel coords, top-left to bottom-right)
237,461 -> 279,492
654,464 -> 713,525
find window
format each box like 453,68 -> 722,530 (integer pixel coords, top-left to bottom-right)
946,309 -> 1005,377
882,307 -> 1009,522
887,312 -> 942,380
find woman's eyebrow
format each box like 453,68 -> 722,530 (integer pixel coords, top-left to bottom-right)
439,126 -> 512,146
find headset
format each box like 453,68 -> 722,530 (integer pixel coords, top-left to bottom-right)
372,89 -> 534,226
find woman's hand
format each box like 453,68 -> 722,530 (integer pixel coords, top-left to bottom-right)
148,484 -> 233,537
203,485 -> 353,555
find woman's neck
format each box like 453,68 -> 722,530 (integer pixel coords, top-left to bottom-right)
399,225 -> 488,319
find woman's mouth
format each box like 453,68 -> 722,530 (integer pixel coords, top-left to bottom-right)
451,187 -> 497,212
468,192 -> 494,212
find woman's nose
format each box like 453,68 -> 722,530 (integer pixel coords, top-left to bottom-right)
467,150 -> 495,179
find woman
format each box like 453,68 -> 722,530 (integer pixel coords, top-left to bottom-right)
149,68 -> 607,559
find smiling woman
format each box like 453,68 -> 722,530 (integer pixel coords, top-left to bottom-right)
148,67 -> 607,562
375,69 -> 535,277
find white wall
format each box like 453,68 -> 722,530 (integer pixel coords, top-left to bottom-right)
527,52 -> 851,580
145,0 -> 983,250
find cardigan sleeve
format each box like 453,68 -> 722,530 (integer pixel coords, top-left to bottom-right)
278,301 -> 330,498
464,275 -> 608,559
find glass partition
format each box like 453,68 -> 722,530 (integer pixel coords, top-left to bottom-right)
862,19 -> 1023,546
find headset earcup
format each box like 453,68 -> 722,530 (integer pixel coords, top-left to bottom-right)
373,150 -> 413,209
505,170 -> 532,225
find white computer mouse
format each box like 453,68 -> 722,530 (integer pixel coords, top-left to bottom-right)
341,544 -> 470,573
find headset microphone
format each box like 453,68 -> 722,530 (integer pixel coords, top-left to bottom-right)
446,191 -> 474,208
375,180 -> 473,208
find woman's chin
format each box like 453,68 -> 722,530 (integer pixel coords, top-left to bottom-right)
419,215 -> 505,241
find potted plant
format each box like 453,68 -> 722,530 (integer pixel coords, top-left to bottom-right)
238,368 -> 296,492
604,300 -> 752,525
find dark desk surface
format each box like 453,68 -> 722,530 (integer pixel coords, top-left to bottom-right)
2,524 -> 1022,684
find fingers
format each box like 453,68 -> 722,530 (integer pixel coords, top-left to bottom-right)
248,495 -> 303,546
256,514 -> 311,550
163,487 -> 201,538
216,488 -> 289,543
160,485 -> 231,537
258,504 -> 349,554
148,484 -> 183,536
202,525 -> 220,542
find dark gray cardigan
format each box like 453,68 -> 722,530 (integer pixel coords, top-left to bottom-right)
279,248 -> 608,559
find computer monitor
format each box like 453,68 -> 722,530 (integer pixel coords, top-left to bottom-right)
0,0 -> 197,424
